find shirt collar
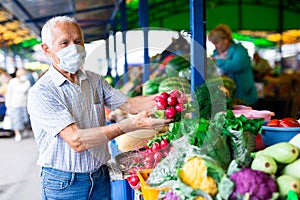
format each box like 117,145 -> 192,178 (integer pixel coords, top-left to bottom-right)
49,66 -> 87,87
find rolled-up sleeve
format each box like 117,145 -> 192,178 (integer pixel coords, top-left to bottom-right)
100,77 -> 128,110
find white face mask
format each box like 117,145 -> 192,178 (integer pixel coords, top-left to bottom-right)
56,44 -> 86,74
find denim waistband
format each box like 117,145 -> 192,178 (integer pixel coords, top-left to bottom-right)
42,165 -> 108,180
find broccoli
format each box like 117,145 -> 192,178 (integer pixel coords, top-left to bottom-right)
229,168 -> 278,200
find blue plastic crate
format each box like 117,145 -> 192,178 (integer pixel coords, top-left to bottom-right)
111,179 -> 135,200
110,139 -> 135,200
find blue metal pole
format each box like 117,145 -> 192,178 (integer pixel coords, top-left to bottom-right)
138,0 -> 150,83
120,0 -> 129,83
190,0 -> 206,91
112,27 -> 119,84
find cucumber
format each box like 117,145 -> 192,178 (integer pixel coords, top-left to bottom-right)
289,133 -> 300,151
282,159 -> 300,179
260,142 -> 299,164
277,175 -> 300,196
251,154 -> 277,175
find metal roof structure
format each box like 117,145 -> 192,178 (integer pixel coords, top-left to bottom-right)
0,0 -> 298,86
0,0 -> 299,47
0,0 -> 122,44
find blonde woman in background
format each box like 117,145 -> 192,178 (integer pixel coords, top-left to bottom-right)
208,24 -> 258,105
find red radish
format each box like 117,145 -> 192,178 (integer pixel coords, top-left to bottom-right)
175,103 -> 185,112
144,155 -> 154,163
153,151 -> 163,162
167,96 -> 178,106
129,170 -> 137,175
132,156 -> 142,163
177,96 -> 187,104
159,92 -> 169,100
156,99 -> 167,110
169,90 -> 181,98
151,142 -> 161,152
154,96 -> 162,102
163,150 -> 169,157
143,148 -> 153,157
160,139 -> 169,149
127,175 -> 139,187
165,107 -> 177,119
144,161 -> 153,169
131,182 -> 141,190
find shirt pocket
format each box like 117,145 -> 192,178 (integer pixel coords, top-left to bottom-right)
92,103 -> 105,126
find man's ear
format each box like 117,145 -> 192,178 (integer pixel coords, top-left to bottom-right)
41,43 -> 51,56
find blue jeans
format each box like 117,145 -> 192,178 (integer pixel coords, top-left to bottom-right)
41,165 -> 111,200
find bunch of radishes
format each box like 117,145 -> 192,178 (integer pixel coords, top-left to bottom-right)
126,138 -> 172,190
154,90 -> 187,119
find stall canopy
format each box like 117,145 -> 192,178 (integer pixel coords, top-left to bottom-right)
0,0 -> 121,43
121,0 -> 300,48
0,0 -> 299,46
123,0 -> 300,32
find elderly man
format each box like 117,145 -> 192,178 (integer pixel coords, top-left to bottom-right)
27,16 -> 171,200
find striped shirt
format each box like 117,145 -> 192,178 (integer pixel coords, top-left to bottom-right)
27,66 -> 128,172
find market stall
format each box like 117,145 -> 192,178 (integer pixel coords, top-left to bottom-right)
0,1 -> 299,200
108,81 -> 300,199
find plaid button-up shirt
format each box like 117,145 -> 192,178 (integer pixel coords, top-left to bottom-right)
27,66 -> 127,172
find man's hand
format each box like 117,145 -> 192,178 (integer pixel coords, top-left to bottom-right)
120,95 -> 157,115
117,110 -> 172,133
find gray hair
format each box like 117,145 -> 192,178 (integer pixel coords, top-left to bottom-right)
41,16 -> 84,47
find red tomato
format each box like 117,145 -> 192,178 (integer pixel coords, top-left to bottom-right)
279,118 -> 300,127
267,119 -> 280,127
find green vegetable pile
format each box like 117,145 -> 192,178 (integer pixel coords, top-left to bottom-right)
212,110 -> 265,167
146,110 -> 265,192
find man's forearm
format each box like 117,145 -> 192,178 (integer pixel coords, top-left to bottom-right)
77,123 -> 125,150
60,123 -> 125,152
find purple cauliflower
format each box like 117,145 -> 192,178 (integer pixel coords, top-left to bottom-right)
230,168 -> 278,200
164,190 -> 182,200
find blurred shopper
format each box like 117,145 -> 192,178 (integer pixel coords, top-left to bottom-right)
208,24 -> 258,105
27,16 -> 171,200
5,68 -> 31,142
252,52 -> 272,82
0,69 -> 12,96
